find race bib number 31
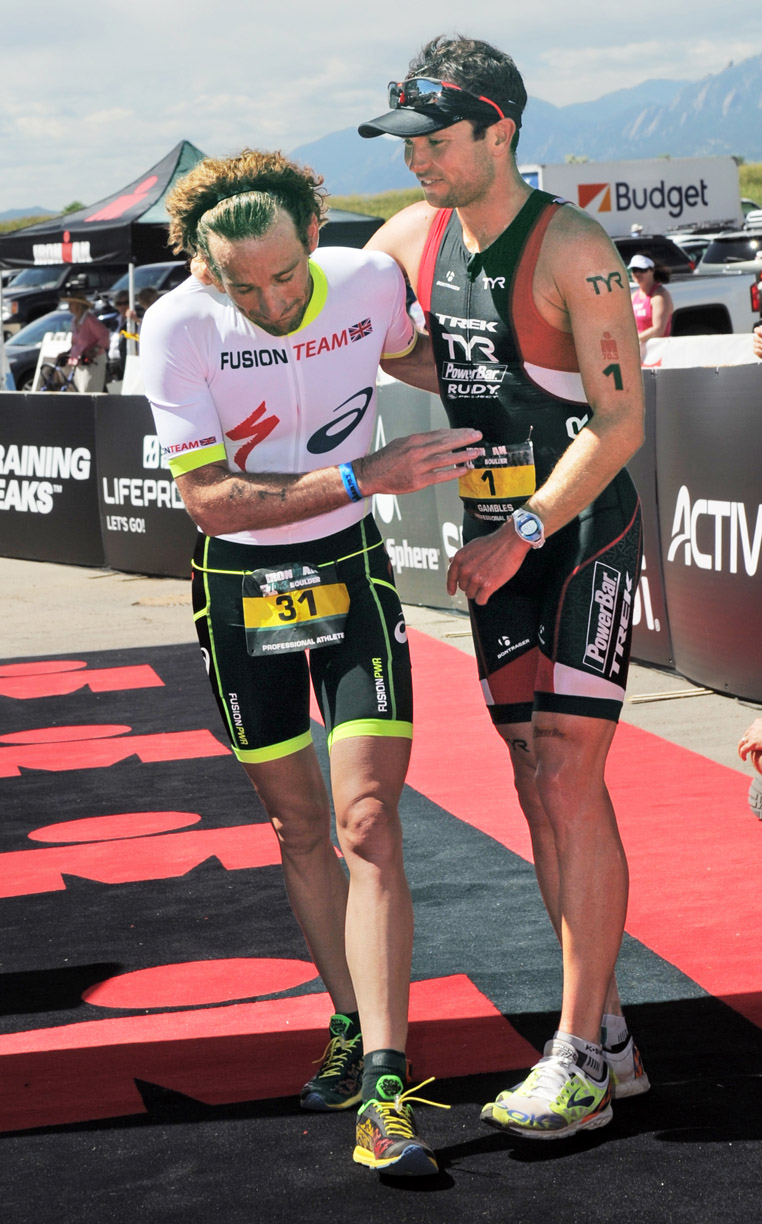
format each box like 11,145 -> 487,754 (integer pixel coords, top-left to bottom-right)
458,439 -> 536,522
242,562 -> 350,656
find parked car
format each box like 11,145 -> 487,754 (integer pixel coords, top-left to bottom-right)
106,261 -> 189,298
1,262 -> 127,333
741,196 -> 762,218
613,234 -> 696,275
695,230 -> 762,275
3,309 -> 73,390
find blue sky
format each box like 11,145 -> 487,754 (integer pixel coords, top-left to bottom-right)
1,0 -> 761,212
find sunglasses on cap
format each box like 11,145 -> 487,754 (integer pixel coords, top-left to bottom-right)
388,77 -> 507,122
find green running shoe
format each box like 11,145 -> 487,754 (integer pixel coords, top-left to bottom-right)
353,1075 -> 447,1176
300,1014 -> 363,1111
481,1038 -> 613,1140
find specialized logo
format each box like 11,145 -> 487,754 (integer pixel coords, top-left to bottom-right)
307,386 -> 373,455
349,318 -> 373,342
667,484 -> 762,576
226,401 -> 280,470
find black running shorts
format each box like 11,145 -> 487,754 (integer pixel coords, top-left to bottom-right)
191,516 -> 413,762
468,474 -> 642,725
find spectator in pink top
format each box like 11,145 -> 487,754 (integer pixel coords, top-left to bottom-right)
628,254 -> 674,344
60,289 -> 111,391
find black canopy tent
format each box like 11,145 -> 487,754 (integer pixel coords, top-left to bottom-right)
0,141 -> 205,269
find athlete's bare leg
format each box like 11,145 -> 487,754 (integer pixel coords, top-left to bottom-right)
243,746 -> 357,1014
498,712 -> 628,1042
330,734 -> 413,1056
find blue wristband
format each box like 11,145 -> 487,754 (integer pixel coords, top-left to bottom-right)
339,461 -> 363,503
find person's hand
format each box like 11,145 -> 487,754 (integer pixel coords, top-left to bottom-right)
190,255 -> 214,285
447,523 -> 530,604
753,325 -> 762,361
738,717 -> 762,772
355,428 -> 482,496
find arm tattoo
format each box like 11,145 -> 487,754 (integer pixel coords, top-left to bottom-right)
586,272 -> 625,295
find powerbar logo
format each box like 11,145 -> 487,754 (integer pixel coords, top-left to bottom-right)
578,178 -> 710,221
667,485 -> 762,575
584,561 -> 633,677
0,444 -> 91,513
372,657 -> 388,712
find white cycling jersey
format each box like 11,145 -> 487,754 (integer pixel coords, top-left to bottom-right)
140,246 -> 416,546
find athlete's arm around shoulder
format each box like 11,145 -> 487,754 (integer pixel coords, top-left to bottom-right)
526,205 -> 645,536
368,201 -> 441,392
365,199 -> 439,297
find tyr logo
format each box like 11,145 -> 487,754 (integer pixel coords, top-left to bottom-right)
586,272 -> 625,295
442,333 -> 498,363
482,276 -> 506,290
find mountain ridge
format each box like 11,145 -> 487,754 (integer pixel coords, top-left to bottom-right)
290,57 -> 762,195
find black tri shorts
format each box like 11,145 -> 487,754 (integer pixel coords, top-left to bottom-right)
191,515 -> 413,762
468,471 -> 643,725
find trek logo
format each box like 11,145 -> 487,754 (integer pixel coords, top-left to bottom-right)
226,401 -> 280,469
584,561 -> 633,677
435,314 -> 498,333
666,485 -> 762,576
306,387 -> 373,455
578,178 -> 711,221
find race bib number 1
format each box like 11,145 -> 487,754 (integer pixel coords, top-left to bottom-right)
242,562 -> 350,656
458,438 -> 536,522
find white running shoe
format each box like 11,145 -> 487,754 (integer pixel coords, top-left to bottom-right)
605,1035 -> 651,1099
480,1038 -> 613,1140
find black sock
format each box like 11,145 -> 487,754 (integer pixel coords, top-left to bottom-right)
361,1048 -> 407,1102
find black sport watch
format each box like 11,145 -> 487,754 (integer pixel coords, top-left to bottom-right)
513,508 -> 545,549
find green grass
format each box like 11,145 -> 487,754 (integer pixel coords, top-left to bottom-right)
739,163 -> 762,207
327,189 -> 423,219
3,164 -> 760,234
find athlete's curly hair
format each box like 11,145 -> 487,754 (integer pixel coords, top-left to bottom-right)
407,35 -> 527,151
166,148 -> 328,274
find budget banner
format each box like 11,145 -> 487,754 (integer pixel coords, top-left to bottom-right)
95,396 -> 197,578
655,364 -> 762,701
0,392 -> 104,567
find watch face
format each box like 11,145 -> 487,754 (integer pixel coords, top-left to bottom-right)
517,513 -> 541,540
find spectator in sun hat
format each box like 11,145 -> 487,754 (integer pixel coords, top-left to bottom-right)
628,253 -> 674,342
59,287 -> 110,392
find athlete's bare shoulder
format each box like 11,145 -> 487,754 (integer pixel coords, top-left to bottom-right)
364,200 -> 439,294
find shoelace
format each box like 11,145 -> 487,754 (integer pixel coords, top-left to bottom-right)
522,1051 -> 577,1104
314,1033 -> 359,1078
374,1077 -> 451,1137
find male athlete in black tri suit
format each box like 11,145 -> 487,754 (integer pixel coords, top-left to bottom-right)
360,35 -> 649,1140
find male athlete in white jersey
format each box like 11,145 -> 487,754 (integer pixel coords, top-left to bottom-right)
360,36 -> 648,1141
140,148 -> 481,1177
